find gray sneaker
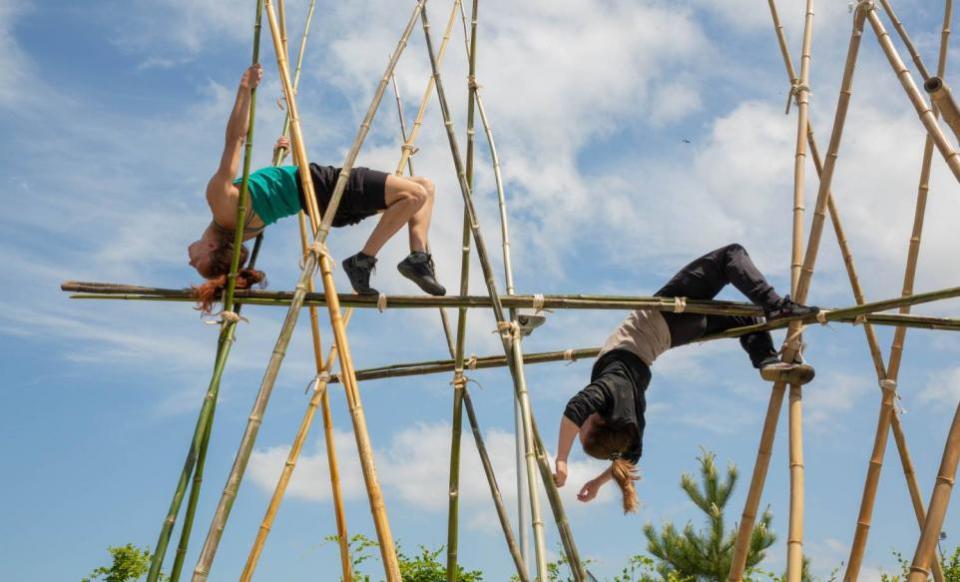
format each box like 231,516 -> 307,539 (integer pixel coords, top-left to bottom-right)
397,251 -> 446,296
759,359 -> 816,385
342,252 -> 379,295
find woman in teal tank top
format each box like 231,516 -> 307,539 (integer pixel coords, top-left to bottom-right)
189,65 -> 446,312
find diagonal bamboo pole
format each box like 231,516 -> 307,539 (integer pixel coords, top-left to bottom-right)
844,1 -> 952,579
419,8 -> 556,581
445,0 -> 477,576
729,7 -> 868,580
785,2 -> 814,578
192,2 -> 427,580
240,311 -> 353,581
146,2 -> 265,580
906,398 -> 960,582
862,4 -> 960,183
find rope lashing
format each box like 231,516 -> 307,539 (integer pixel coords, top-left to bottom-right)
300,240 -> 330,269
205,310 -> 249,326
673,297 -> 687,314
563,348 -> 578,365
377,293 -> 388,313
401,143 -> 420,156
466,355 -> 478,370
816,309 -> 831,325
853,314 -> 867,326
532,294 -> 545,313
495,320 -> 519,339
467,75 -> 481,91
305,371 -> 332,394
785,81 -> 812,115
879,378 -> 897,392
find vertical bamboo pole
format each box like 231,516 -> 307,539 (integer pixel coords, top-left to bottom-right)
786,3 -> 814,578
729,9 -> 867,580
192,2 -> 426,580
844,1 -> 952,579
419,8 -> 557,581
446,0 -> 478,577
863,6 -> 960,183
146,3 -> 265,581
906,400 -> 960,582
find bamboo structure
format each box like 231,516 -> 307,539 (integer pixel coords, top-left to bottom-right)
191,2 -> 429,580
146,3 -> 266,581
62,0 -> 960,579
906,401 -> 960,582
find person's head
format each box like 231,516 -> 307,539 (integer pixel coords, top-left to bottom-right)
188,228 -> 265,314
580,413 -> 640,513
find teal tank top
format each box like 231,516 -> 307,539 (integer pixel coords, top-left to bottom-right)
233,166 -> 301,226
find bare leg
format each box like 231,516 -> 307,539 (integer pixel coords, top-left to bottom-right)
360,175 -> 428,257
407,176 -> 435,252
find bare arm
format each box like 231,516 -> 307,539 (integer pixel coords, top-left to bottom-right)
577,466 -> 613,503
554,416 -> 581,487
206,65 -> 264,204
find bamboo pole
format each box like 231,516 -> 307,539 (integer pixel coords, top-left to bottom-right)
877,0 -> 930,82
445,0 -> 477,575
729,8 -> 868,580
146,2 -> 266,580
785,2 -> 814,577
845,1 -> 953,578
863,4 -> 960,183
192,2 -> 426,580
925,78 -> 960,142
906,400 -> 960,582
241,311 -> 353,581
419,8 -> 560,580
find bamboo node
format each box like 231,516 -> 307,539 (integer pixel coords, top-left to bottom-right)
879,379 -> 897,392
673,296 -> 687,313
377,293 -> 388,313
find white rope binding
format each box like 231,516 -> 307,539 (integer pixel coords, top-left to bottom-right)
673,297 -> 687,314
377,293 -> 388,313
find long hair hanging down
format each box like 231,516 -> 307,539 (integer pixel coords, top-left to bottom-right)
582,418 -> 641,513
192,236 -> 266,314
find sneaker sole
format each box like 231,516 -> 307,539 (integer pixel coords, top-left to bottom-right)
760,365 -> 816,385
397,265 -> 446,296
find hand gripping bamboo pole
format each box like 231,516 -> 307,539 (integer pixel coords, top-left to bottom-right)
786,2 -> 814,578
862,4 -> 960,183
192,2 -> 427,580
845,1 -> 952,579
419,8 -> 564,581
146,2 -> 266,580
729,8 -> 867,581
906,400 -> 960,582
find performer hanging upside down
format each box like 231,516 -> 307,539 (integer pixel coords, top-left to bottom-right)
189,64 -> 445,312
553,243 -> 818,513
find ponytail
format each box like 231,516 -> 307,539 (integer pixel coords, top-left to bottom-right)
610,457 -> 640,514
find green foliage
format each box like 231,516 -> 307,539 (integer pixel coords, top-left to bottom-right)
82,544 -> 166,582
642,450 -> 777,582
327,533 -> 482,582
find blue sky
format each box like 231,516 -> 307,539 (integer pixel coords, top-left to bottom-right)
2,0 -> 960,580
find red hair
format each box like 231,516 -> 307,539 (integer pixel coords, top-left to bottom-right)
191,236 -> 266,314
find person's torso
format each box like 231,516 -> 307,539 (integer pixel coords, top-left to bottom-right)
234,165 -> 302,226
598,309 -> 671,366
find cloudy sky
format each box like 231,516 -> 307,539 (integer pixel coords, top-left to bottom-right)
2,0 -> 959,580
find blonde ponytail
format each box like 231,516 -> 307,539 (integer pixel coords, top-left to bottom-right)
610,457 -> 640,514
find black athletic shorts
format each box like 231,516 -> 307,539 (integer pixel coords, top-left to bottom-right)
296,164 -> 389,227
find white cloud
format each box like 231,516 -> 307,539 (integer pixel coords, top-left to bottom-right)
0,0 -> 38,107
919,366 -> 960,407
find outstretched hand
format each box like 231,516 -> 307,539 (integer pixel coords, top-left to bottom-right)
240,64 -> 264,90
577,479 -> 599,503
554,459 -> 568,487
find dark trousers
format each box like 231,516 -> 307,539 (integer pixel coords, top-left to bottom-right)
655,244 -> 781,368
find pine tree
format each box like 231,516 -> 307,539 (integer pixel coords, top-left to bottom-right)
643,450 -> 776,582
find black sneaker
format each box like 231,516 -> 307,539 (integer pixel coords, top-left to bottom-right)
342,252 -> 379,295
759,356 -> 816,384
765,295 -> 819,322
397,251 -> 446,296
